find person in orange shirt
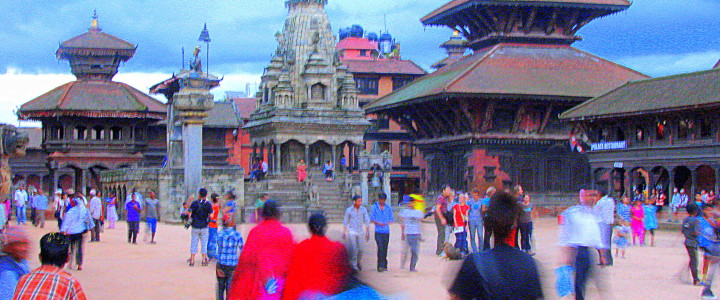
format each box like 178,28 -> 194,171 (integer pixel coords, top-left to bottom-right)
208,193 -> 221,260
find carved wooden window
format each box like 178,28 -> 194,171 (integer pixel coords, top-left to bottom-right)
699,118 -> 712,138
92,126 -> 104,140
74,126 -> 87,140
656,120 -> 666,140
50,126 -> 64,140
378,142 -> 392,154
110,127 -> 123,141
392,77 -> 414,91
678,119 -> 693,140
546,159 -> 564,191
615,127 -> 625,141
355,77 -> 379,95
311,83 -> 325,101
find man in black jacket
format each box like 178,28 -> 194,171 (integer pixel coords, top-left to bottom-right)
188,188 -> 213,267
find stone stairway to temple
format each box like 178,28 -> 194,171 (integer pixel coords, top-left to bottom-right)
243,171 -> 358,223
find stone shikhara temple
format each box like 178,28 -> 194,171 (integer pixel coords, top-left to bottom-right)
366,0 -> 649,203
244,0 -> 371,174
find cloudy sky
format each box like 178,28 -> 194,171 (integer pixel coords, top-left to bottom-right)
2,0 -> 720,126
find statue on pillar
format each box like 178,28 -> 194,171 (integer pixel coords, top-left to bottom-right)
190,46 -> 203,73
0,125 -> 28,197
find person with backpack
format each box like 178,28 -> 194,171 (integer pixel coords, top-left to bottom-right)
188,188 -> 213,267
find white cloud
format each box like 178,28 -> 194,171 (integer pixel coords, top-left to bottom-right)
616,50 -> 720,77
0,68 -> 261,126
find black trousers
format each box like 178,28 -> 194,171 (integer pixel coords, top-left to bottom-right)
68,233 -> 84,266
91,219 -> 101,241
128,221 -> 140,243
375,232 -> 390,269
687,245 -> 700,283
574,246 -> 593,300
216,263 -> 236,300
518,222 -> 533,251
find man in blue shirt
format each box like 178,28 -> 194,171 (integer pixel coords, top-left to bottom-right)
32,190 -> 49,229
370,193 -> 394,272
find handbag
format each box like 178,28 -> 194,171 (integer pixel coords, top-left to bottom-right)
84,211 -> 95,232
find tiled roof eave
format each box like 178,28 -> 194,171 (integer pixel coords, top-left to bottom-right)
18,110 -> 166,121
562,102 -> 720,122
366,91 -> 586,112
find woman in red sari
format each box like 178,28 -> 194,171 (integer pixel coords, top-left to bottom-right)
282,213 -> 350,300
228,201 -> 295,300
296,159 -> 307,182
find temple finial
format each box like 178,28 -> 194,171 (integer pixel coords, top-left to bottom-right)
89,10 -> 101,31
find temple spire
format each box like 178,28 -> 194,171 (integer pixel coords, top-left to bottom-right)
89,10 -> 101,31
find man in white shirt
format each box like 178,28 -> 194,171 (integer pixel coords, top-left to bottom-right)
593,190 -> 615,266
88,189 -> 103,242
558,189 -> 603,300
13,185 -> 28,225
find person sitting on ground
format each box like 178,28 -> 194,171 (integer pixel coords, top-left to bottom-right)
13,232 -> 87,300
0,226 -> 29,300
282,212 -> 350,300
448,191 -> 543,299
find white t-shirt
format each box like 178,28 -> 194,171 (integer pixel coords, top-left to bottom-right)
14,189 -> 28,207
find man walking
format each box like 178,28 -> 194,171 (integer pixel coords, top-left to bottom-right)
125,193 -> 142,244
400,196 -> 424,272
370,192 -> 393,272
216,214 -> 243,300
88,190 -> 103,242
32,190 -> 49,229
343,195 -> 370,272
13,185 -> 28,225
13,232 -> 87,300
188,188 -> 213,267
144,191 -> 160,244
558,189 -> 603,300
593,189 -> 614,266
435,185 -> 453,255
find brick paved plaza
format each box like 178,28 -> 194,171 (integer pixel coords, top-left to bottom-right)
16,218 -> 700,299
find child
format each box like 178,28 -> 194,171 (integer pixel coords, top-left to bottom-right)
614,220 -> 630,258
452,192 -> 470,254
216,213 -> 243,300
617,196 -> 632,223
682,203 -> 701,285
630,199 -> 645,246
643,198 -> 658,246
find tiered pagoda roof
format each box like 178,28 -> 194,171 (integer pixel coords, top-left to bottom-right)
422,0 -> 631,50
18,14 -> 165,121
342,59 -> 426,76
366,43 -> 647,111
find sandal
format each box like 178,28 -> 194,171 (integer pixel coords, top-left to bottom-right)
189,260 -> 195,267
201,259 -> 209,266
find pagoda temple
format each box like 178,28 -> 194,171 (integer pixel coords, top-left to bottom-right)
17,14 -> 166,193
244,0 -> 371,173
365,0 -> 649,199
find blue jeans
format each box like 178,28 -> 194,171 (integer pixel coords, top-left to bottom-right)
468,219 -> 483,253
15,206 -> 26,224
208,227 -> 218,259
405,234 -> 421,271
455,230 -> 468,253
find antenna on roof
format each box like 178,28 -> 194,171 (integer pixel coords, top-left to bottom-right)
383,14 -> 388,33
181,47 -> 185,70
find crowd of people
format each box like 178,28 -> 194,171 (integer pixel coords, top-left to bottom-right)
2,179 -> 718,299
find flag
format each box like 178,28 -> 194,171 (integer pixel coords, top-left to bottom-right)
410,194 -> 425,212
198,23 -> 211,43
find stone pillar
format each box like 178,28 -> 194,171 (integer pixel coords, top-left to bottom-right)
172,72 -> 219,198
304,144 -> 310,167
361,171 -> 369,206
275,144 -> 283,174
383,171 -> 391,204
332,144 -> 337,171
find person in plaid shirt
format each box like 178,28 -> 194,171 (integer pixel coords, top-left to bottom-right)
13,232 -> 86,300
215,213 -> 243,300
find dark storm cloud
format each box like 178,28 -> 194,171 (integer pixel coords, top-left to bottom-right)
1,0 -> 720,77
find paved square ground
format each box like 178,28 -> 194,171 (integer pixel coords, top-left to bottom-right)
15,218 -> 701,299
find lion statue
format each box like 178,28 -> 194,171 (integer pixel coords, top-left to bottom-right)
0,124 -> 29,198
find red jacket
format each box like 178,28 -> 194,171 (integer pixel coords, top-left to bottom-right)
228,219 -> 295,300
281,235 -> 350,300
